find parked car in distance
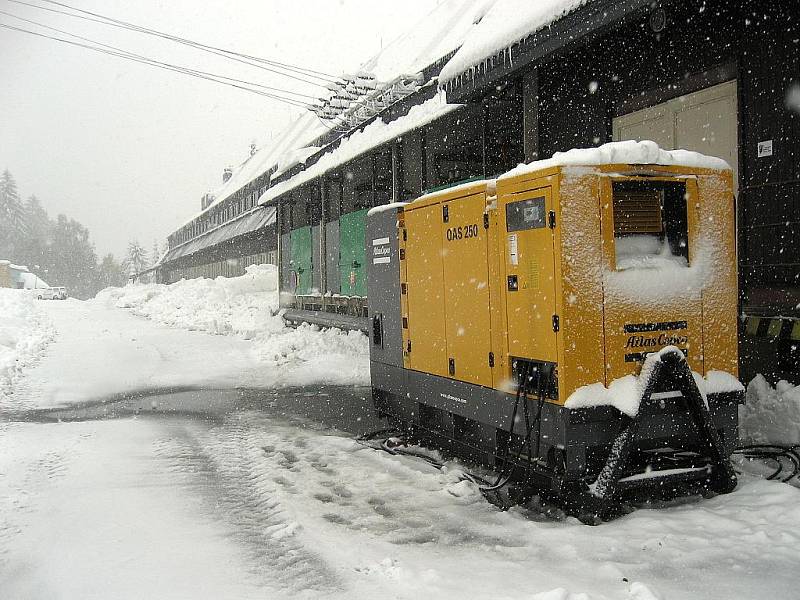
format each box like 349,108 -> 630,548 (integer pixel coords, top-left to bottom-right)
35,288 -> 57,300
35,287 -> 67,300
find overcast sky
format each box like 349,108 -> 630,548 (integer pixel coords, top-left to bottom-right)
0,0 -> 436,259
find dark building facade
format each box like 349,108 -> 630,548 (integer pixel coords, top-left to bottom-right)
159,0 -> 798,382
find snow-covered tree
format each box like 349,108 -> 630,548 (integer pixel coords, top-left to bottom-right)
151,239 -> 162,267
0,169 -> 26,256
125,240 -> 149,275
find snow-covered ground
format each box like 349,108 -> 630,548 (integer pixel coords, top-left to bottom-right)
2,399 -> 800,600
1,266 -> 367,412
1,271 -> 799,599
0,289 -> 55,408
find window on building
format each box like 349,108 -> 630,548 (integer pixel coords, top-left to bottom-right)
426,105 -> 484,189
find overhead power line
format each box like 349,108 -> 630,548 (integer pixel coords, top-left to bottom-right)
0,9 -> 319,103
9,0 -> 339,87
0,22 -> 312,108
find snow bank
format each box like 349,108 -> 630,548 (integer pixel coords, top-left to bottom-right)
97,264 -> 282,338
0,289 -> 55,405
741,375 -> 800,445
564,346 -> 743,417
95,264 -> 369,387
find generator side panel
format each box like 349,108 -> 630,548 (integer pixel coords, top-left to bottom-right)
698,170 -> 739,377
366,208 -> 404,369
440,193 -> 493,387
557,171 -> 607,395
496,180 -> 560,370
402,203 -> 449,378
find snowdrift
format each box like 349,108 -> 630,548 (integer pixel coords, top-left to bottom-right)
0,289 -> 55,404
95,264 -> 369,387
742,375 -> 800,446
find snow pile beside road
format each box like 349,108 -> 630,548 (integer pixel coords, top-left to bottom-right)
741,375 -> 800,445
98,264 -> 282,338
0,289 -> 54,404
95,265 -> 369,387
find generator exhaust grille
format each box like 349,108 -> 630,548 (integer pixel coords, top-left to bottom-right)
613,189 -> 664,234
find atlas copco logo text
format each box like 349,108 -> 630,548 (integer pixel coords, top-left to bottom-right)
625,333 -> 689,348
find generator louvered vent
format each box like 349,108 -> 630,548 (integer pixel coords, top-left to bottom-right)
613,190 -> 664,234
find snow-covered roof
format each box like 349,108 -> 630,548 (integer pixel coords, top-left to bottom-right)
164,206 -> 277,264
258,94 -> 460,207
177,0 -> 490,233
360,0 -> 495,81
438,0 -> 591,86
499,140 -> 732,181
178,113 -> 327,230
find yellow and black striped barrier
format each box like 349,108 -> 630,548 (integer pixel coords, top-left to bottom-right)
743,315 -> 800,341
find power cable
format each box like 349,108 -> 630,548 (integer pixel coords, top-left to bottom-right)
10,0 -> 338,86
733,444 -> 800,483
41,0 -> 338,81
0,22 -> 312,108
1,10 -> 320,102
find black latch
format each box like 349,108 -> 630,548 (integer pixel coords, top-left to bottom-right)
402,316 -> 408,329
488,352 -> 495,367
399,249 -> 405,260
448,358 -> 455,376
552,314 -> 560,332
507,275 -> 518,291
401,283 -> 407,295
372,314 -> 383,346
548,210 -> 556,229
406,339 -> 412,353
443,205 -> 449,223
402,228 -> 407,241
483,213 -> 489,229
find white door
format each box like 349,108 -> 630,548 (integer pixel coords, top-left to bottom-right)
613,80 -> 739,195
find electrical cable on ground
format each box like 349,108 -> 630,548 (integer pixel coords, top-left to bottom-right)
733,444 -> 800,483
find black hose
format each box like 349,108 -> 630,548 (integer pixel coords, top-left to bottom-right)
733,444 -> 800,483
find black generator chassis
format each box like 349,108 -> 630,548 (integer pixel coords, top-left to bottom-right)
370,353 -> 741,519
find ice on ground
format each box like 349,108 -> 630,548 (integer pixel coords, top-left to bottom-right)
741,375 -> 800,445
0,289 -> 55,406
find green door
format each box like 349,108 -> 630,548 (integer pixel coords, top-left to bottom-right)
290,226 -> 313,294
339,209 -> 368,296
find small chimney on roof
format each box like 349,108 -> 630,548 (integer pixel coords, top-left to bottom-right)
223,167 -> 233,183
201,192 -> 216,210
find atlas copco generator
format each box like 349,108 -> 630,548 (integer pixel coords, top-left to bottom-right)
367,147 -> 742,517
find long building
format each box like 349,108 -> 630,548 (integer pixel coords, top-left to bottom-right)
158,0 -> 799,382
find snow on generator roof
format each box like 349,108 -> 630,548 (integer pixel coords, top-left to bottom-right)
501,139 -> 732,179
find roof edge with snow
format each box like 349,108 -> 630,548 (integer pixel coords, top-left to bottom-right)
440,0 -> 652,101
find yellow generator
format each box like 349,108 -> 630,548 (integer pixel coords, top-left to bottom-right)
367,146 -> 742,517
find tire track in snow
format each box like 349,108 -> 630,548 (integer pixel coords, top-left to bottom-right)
0,422 -> 92,570
199,411 -> 528,552
150,417 -> 341,595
